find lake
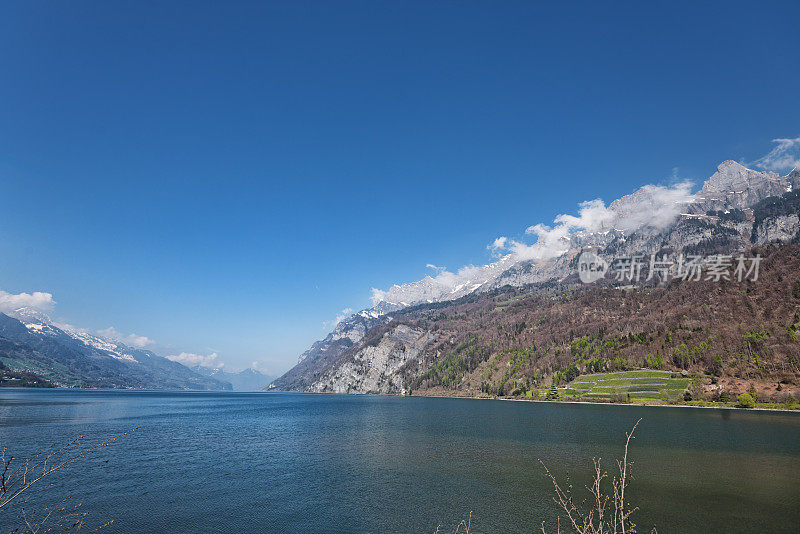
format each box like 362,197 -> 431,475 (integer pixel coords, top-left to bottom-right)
1,389 -> 798,533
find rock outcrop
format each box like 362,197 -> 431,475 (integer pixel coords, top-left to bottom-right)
307,324 -> 434,394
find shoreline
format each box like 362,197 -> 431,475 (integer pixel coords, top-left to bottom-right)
407,391 -> 800,413
5,386 -> 799,413
263,387 -> 800,413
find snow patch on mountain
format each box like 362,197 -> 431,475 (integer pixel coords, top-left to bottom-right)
10,306 -> 141,363
366,162 -> 800,311
370,179 -> 696,308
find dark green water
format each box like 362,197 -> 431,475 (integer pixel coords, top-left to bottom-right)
1,389 -> 798,533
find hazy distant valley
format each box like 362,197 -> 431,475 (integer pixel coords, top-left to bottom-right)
0,310 -> 273,391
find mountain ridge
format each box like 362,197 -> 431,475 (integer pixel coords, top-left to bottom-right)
0,311 -> 231,390
271,160 -> 800,394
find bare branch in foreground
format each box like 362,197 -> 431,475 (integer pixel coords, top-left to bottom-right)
434,510 -> 472,534
540,419 -> 651,534
1,427 -> 138,532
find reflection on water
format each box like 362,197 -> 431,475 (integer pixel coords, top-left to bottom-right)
0,389 -> 798,533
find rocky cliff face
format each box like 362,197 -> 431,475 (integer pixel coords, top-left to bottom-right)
307,324 -> 433,394
268,309 -> 385,391
753,214 -> 800,245
271,160 -> 800,394
690,160 -> 788,212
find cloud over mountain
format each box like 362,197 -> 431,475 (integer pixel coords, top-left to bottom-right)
323,308 -> 354,330
166,352 -> 222,368
97,326 -> 155,348
0,288 -> 235,371
753,137 -> 800,173
370,179 -> 695,306
495,181 -> 695,261
0,290 -> 56,314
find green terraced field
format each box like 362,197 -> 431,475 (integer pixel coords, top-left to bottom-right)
564,370 -> 691,401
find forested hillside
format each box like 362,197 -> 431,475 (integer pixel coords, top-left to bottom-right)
307,244 -> 800,404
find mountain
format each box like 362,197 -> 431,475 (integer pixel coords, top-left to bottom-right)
192,366 -> 275,391
0,310 -> 231,390
303,243 -> 800,402
368,161 -> 797,308
690,160 -> 795,212
268,309 -> 385,391
271,160 -> 800,397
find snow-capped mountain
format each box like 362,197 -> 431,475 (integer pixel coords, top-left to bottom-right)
371,161 -> 800,309
11,307 -> 144,364
690,160 -> 795,212
0,308 -> 230,390
370,255 -> 519,309
271,160 -> 800,391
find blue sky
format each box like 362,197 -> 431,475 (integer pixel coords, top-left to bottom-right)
1,1 -> 798,374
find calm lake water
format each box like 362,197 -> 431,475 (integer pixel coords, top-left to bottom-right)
1,389 -> 798,533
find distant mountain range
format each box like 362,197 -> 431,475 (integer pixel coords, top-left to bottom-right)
0,309 -> 230,389
192,366 -> 276,391
270,160 -> 800,394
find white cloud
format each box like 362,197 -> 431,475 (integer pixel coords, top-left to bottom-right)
97,326 -> 155,348
369,180 -> 696,306
166,352 -> 222,368
554,198 -> 615,232
370,261 -> 510,306
323,307 -> 354,329
613,181 -> 696,232
0,290 -> 56,314
249,360 -> 276,374
370,288 -> 388,304
487,236 -> 508,256
494,181 -> 695,261
752,137 -> 800,173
